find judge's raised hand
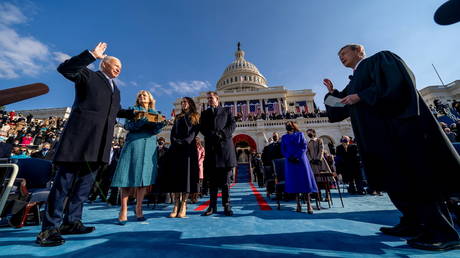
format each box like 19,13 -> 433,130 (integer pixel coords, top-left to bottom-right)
90,42 -> 108,59
323,78 -> 334,93
340,94 -> 361,105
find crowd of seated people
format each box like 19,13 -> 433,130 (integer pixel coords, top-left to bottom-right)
0,110 -> 64,159
233,110 -> 329,122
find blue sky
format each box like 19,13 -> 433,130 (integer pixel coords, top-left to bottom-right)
1,0 -> 459,116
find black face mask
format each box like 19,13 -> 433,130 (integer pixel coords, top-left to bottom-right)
158,141 -> 164,146
341,139 -> 348,143
272,136 -> 278,142
307,133 -> 314,138
285,125 -> 293,132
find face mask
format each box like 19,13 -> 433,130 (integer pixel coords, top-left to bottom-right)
285,125 -> 293,131
307,133 -> 314,138
42,148 -> 49,152
158,141 -> 164,146
272,136 -> 278,142
341,139 -> 348,143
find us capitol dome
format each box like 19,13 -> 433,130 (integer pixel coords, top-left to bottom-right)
216,42 -> 268,91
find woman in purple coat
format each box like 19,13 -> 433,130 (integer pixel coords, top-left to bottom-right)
281,121 -> 318,214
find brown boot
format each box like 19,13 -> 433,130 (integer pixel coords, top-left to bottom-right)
168,193 -> 180,218
176,193 -> 188,218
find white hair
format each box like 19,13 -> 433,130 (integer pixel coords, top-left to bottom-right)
99,56 -> 121,70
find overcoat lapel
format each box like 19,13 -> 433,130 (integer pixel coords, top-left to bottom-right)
96,71 -> 114,93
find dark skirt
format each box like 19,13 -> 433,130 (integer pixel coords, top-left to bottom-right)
161,140 -> 200,193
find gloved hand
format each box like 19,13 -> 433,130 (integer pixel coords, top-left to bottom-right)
312,159 -> 322,165
288,157 -> 300,163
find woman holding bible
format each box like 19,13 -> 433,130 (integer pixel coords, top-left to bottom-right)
111,90 -> 167,224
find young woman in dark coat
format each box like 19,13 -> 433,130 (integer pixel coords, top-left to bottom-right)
164,97 -> 200,218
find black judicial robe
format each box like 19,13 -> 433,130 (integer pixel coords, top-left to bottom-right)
325,51 -> 460,196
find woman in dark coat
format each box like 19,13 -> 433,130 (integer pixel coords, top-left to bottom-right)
164,97 -> 200,218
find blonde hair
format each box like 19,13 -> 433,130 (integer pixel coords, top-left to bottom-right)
135,90 -> 156,110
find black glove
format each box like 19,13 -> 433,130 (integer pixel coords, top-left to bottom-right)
216,130 -> 225,140
288,157 -> 300,163
312,159 -> 322,165
174,139 -> 184,145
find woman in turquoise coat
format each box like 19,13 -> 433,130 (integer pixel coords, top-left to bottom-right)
111,90 -> 166,224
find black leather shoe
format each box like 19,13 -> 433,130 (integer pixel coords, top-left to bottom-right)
59,221 -> 95,235
224,207 -> 233,216
202,207 -> 216,216
379,223 -> 421,237
36,229 -> 65,247
407,235 -> 460,251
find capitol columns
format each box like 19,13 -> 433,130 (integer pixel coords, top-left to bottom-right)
277,98 -> 282,114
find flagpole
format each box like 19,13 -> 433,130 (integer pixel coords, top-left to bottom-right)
432,63 -> 445,87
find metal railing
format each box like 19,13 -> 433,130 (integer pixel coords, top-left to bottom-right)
0,163 -> 19,216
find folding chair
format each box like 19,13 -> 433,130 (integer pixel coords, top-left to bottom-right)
8,158 -> 53,227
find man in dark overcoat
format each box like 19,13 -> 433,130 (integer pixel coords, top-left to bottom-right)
323,44 -> 460,251
36,42 -> 133,246
200,91 -> 237,216
334,136 -> 364,194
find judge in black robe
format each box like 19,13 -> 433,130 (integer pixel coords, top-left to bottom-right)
323,44 -> 460,251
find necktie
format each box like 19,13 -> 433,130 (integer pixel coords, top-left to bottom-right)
109,79 -> 114,91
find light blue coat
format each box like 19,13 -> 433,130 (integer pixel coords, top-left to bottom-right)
111,106 -> 166,187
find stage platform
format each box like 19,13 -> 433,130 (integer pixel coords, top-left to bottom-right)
1,181 -> 459,257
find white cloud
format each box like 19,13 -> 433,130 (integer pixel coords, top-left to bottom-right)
168,80 -> 211,93
0,25 -> 50,78
52,52 -> 71,63
114,78 -> 126,87
149,82 -> 174,95
130,81 -> 138,86
149,80 -> 211,96
0,3 -> 51,79
0,3 -> 27,25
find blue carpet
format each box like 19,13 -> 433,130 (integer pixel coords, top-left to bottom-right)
236,163 -> 250,183
1,183 -> 459,257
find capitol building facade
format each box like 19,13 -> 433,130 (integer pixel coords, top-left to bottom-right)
156,44 -> 354,154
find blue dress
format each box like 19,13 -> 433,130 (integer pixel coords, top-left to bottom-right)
111,106 -> 166,187
281,132 -> 318,193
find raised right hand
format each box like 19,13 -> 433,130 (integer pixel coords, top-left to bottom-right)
323,78 -> 334,93
90,42 -> 108,59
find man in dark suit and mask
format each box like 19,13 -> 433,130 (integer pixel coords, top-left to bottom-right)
323,44 -> 460,251
200,91 -> 237,216
36,42 -> 133,246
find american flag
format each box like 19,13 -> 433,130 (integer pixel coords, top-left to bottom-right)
273,102 -> 280,114
224,102 -> 236,116
267,103 -> 274,112
242,103 -> 248,118
295,101 -> 307,113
